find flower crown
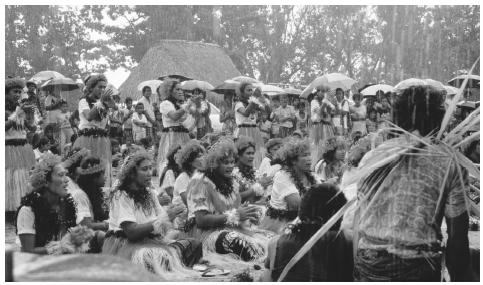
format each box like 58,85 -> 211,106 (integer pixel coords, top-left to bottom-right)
320,136 -> 348,156
117,151 -> 152,186
62,148 -> 90,169
30,153 -> 62,190
77,160 -> 105,176
175,140 -> 205,168
272,138 -> 310,166
203,138 -> 236,172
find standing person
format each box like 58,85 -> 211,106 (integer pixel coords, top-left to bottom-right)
157,79 -> 191,176
108,94 -> 124,143
273,95 -> 296,138
220,91 -> 236,135
349,93 -> 367,136
263,183 -> 351,282
73,74 -> 114,187
334,88 -> 350,136
102,151 -> 202,279
48,100 -> 74,156
234,82 -> 265,168
259,111 -> 272,143
138,86 -> 156,140
377,92 -> 392,139
188,88 -> 212,140
15,154 -> 77,254
309,85 -> 335,168
121,97 -> 134,145
294,102 -> 308,136
185,139 -> 271,263
132,102 -> 149,144
6,78 -> 37,212
353,85 -> 471,281
259,139 -> 317,234
269,97 -> 281,138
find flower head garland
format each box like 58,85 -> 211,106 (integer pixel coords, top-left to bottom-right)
271,138 -> 311,166
320,136 -> 349,157
174,140 -> 205,170
202,137 -> 237,172
77,159 -> 105,176
29,153 -> 62,190
117,151 -> 152,187
235,135 -> 256,155
62,148 -> 91,170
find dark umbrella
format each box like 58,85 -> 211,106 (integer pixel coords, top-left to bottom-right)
158,74 -> 192,82
40,78 -> 80,92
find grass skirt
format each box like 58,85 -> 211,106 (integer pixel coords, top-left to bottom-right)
73,135 -> 112,187
6,144 -> 35,211
235,126 -> 265,168
102,235 -> 201,280
157,131 -> 190,174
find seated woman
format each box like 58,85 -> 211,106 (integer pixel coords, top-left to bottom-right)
257,138 -> 283,198
263,183 -> 352,281
259,139 -> 317,234
171,140 -> 206,230
16,154 -> 77,254
314,136 -> 348,185
102,151 -> 202,279
185,138 -> 273,263
158,144 -> 182,204
232,136 -> 272,203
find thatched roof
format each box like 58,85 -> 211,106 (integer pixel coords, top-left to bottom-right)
119,40 -> 241,101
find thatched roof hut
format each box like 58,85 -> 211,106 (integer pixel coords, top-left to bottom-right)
119,40 -> 241,104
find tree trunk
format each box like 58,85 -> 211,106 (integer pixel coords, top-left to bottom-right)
212,6 -> 221,44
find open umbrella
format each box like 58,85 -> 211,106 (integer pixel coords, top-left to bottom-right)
213,80 -> 240,94
424,79 -> 446,91
301,73 -> 357,98
40,78 -> 79,92
137,80 -> 163,93
229,76 -> 260,84
157,74 -> 192,82
260,84 -> 285,96
360,84 -> 395,96
30,70 -> 65,82
282,87 -> 303,96
448,74 -> 480,88
394,78 -> 427,91
180,80 -> 214,91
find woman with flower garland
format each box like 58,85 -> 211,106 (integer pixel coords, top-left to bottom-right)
6,78 -> 37,212
259,139 -> 317,234
185,138 -> 272,263
314,136 -> 348,185
263,183 -> 351,281
233,136 -> 272,203
157,79 -> 191,176
15,154 -> 77,254
234,83 -> 266,168
63,147 -> 92,220
171,140 -> 206,229
73,74 -> 115,187
102,151 -> 202,279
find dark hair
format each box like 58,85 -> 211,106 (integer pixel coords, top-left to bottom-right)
393,86 -> 445,136
289,183 -> 347,239
352,93 -> 363,101
76,156 -> 108,221
142,86 -> 152,94
44,123 -> 59,134
110,139 -> 120,148
125,97 -> 133,103
112,94 -> 120,101
135,102 -> 144,108
272,97 -> 280,102
6,78 -> 25,94
37,136 -> 50,148
140,137 -> 152,148
239,82 -> 252,95
159,145 -> 182,187
335,88 -> 344,94
85,74 -> 107,93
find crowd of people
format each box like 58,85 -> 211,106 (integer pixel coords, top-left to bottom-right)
5,71 -> 479,281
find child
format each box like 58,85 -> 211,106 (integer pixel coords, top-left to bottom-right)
33,136 -> 53,162
132,102 -> 148,144
366,109 -> 378,134
58,101 -> 74,156
121,97 -> 134,145
259,111 -> 272,143
44,123 -> 61,155
108,95 -> 123,143
270,97 -> 281,138
295,102 -> 308,134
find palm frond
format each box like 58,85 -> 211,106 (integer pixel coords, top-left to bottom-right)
445,107 -> 480,139
437,57 -> 480,140
453,131 -> 480,149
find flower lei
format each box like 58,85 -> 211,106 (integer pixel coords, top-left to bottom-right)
248,96 -> 267,109
205,171 -> 234,198
285,167 -> 316,196
233,166 -> 264,196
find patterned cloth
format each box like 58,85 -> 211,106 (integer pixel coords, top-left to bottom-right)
356,140 -> 468,259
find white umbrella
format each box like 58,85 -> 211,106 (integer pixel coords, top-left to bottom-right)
448,74 -> 480,88
360,84 -> 395,96
137,80 -> 163,93
394,78 -> 427,91
230,76 -> 260,84
30,70 -> 65,82
444,85 -> 460,96
424,79 -> 446,91
301,73 -> 356,98
260,84 -> 285,96
180,80 -> 214,91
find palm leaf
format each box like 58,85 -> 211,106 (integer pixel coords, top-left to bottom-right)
437,57 -> 480,140
445,107 -> 480,139
453,131 -> 480,149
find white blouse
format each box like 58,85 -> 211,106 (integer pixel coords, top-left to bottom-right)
172,172 -> 190,206
234,101 -> 257,125
78,98 -> 107,130
269,170 -> 299,210
66,177 -> 94,224
107,189 -> 169,231
159,100 -> 183,128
